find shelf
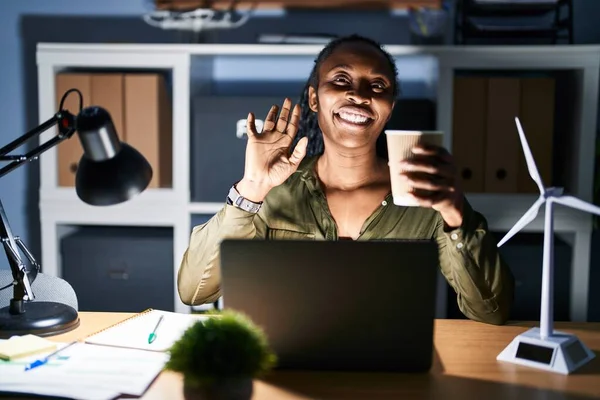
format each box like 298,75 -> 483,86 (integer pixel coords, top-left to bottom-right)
43,195 -> 592,233
462,20 -> 568,40
190,53 -> 438,97
462,0 -> 569,17
40,203 -> 183,227
154,0 -> 442,10
451,69 -> 581,194
189,202 -> 223,214
467,193 -> 591,233
40,187 -> 181,204
36,43 -> 600,320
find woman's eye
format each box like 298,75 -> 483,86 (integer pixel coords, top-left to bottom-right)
372,82 -> 386,91
333,76 -> 350,84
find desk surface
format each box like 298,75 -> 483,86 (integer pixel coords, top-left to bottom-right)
41,313 -> 600,399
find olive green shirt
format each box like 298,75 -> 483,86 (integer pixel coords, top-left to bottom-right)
178,157 -> 515,325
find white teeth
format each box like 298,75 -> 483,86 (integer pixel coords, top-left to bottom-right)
338,111 -> 369,124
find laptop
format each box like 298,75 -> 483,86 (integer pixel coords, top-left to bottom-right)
219,239 -> 439,372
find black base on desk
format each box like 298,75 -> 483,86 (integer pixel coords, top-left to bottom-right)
0,301 -> 80,339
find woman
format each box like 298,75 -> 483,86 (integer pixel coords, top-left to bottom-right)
178,34 -> 515,325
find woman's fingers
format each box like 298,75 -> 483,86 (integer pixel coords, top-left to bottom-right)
275,98 -> 292,133
402,173 -> 455,193
259,98 -> 296,135
262,104 -> 279,132
412,144 -> 451,158
398,154 -> 456,179
406,191 -> 447,208
286,104 -> 301,138
289,136 -> 308,167
246,112 -> 257,138
402,174 -> 446,192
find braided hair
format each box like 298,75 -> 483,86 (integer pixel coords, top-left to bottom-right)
294,34 -> 400,157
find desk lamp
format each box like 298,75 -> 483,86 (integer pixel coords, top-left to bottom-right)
0,89 -> 152,338
495,117 -> 598,374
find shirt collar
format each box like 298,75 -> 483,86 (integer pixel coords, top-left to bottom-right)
296,156 -> 321,194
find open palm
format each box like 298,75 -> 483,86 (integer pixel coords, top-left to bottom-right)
243,98 -> 308,190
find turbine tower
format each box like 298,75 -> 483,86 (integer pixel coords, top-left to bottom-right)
496,117 -> 598,374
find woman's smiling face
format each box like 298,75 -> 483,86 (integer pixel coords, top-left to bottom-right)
308,41 -> 396,152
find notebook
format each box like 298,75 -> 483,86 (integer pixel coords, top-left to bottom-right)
84,309 -> 208,352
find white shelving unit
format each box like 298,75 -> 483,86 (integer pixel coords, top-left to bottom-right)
36,43 -> 600,319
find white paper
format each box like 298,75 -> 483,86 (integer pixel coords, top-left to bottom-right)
0,342 -> 167,398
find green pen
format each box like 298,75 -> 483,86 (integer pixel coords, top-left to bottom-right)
148,315 -> 164,344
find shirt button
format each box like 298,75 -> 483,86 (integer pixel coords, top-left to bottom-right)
456,242 -> 464,249
382,200 -> 388,206
450,233 -> 459,240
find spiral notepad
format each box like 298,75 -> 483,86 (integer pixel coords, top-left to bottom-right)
84,309 -> 208,352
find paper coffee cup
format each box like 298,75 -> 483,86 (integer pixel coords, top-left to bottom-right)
385,130 -> 444,207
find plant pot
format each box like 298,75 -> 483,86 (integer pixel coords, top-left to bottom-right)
183,377 -> 254,400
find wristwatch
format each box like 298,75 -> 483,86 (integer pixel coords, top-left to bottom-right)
227,183 -> 262,214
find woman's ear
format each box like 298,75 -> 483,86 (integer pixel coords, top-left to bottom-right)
308,86 -> 318,112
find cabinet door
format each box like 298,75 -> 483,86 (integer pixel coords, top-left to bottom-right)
61,227 -> 174,312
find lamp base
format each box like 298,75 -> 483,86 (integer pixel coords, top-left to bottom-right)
0,301 -> 79,339
497,327 -> 595,374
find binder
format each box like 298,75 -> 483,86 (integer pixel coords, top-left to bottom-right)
124,74 -> 173,189
518,77 -> 555,193
484,78 -> 521,193
90,74 -> 126,141
452,76 -> 488,193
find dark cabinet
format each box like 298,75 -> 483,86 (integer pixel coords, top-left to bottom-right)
61,226 -> 174,313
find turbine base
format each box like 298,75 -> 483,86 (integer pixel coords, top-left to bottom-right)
497,327 -> 595,374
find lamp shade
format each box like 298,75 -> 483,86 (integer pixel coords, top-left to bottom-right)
74,106 -> 153,206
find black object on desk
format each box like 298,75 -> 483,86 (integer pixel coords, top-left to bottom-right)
220,239 -> 439,372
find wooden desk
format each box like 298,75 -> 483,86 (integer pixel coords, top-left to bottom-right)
43,313 -> 600,399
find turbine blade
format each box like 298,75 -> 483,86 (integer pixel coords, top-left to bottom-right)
515,117 -> 545,194
553,195 -> 600,216
497,197 -> 545,247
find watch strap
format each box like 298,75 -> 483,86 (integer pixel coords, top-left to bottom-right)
227,184 -> 262,214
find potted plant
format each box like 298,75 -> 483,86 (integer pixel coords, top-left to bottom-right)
165,310 -> 277,400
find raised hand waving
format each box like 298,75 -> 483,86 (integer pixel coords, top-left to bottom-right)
237,98 -> 309,202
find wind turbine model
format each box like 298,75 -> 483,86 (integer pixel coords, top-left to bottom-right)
495,117 -> 599,374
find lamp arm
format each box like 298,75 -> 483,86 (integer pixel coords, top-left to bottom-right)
0,87 -> 81,161
0,111 -> 76,179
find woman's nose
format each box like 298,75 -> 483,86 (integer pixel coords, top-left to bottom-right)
345,81 -> 371,104
346,89 -> 370,104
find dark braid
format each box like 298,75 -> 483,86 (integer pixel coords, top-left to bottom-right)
294,34 -> 399,157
